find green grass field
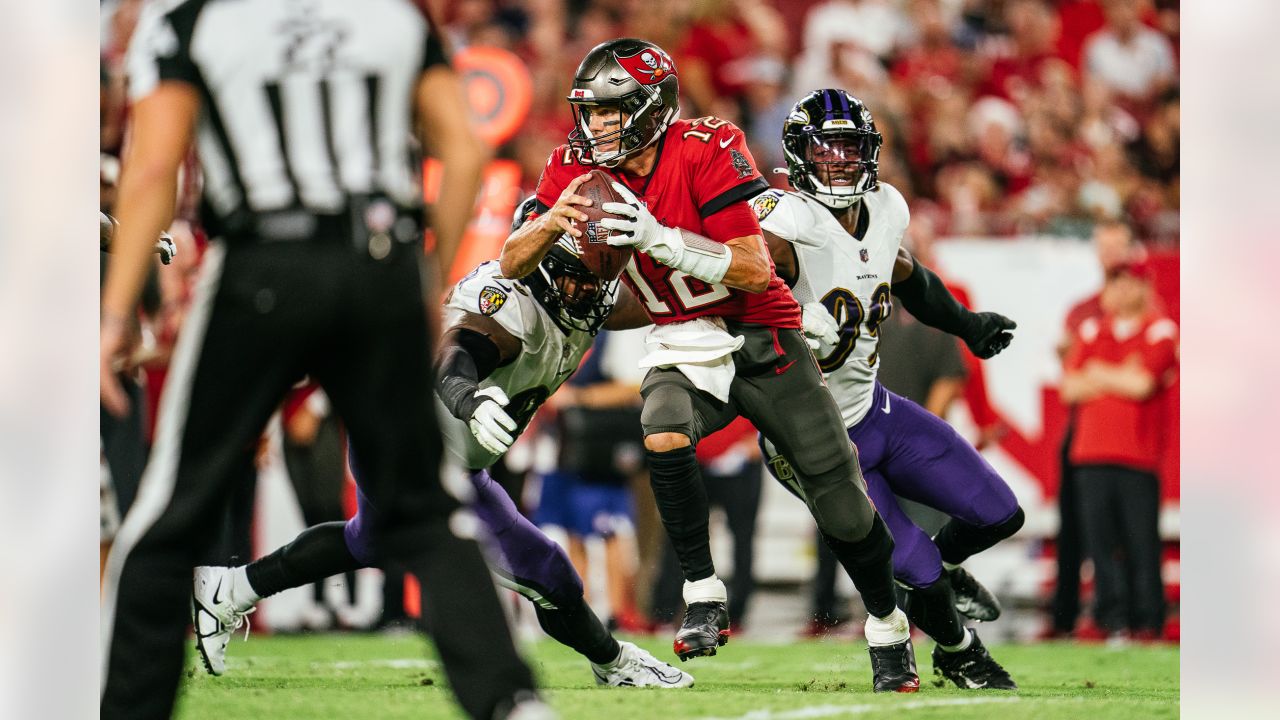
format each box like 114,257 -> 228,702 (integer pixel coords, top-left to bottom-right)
174,633 -> 1178,719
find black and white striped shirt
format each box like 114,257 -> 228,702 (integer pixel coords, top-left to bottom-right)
127,0 -> 448,240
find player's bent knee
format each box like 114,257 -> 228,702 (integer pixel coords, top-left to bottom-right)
644,432 -> 691,453
992,505 -> 1025,539
804,479 -> 876,543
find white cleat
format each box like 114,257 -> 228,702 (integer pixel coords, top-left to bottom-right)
591,640 -> 695,688
192,565 -> 255,676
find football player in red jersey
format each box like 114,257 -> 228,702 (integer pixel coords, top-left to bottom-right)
500,39 -> 918,692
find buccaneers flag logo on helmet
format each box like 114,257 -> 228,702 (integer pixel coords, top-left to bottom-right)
614,48 -> 675,86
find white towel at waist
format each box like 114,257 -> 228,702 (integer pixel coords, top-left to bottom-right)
637,317 -> 744,403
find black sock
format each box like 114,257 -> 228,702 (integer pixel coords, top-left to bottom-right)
821,514 -> 897,619
904,577 -> 966,647
246,521 -> 362,599
647,445 -> 714,581
934,507 -> 1025,566
534,595 -> 621,665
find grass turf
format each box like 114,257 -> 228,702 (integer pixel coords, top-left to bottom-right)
174,633 -> 1178,719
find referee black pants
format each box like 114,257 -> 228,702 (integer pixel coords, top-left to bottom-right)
101,241 -> 534,720
1074,464 -> 1166,635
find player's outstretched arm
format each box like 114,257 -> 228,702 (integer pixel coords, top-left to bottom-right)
891,247 -> 1016,359
499,174 -> 593,278
435,313 -> 526,454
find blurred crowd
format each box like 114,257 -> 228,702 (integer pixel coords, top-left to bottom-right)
103,0 -> 1179,244
426,0 -> 1179,243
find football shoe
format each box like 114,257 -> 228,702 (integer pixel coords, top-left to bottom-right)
948,566 -> 1002,622
932,630 -> 1017,690
591,641 -> 695,688
192,565 -> 255,676
672,601 -> 730,661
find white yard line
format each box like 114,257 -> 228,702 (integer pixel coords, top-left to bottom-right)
695,696 -> 1020,720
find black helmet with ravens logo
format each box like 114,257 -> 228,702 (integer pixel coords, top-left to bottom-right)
781,89 -> 882,209
510,196 -> 616,335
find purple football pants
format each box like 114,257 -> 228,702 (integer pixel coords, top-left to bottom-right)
343,466 -> 583,608
851,382 -> 1019,588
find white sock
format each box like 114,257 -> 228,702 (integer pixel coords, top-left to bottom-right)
229,566 -> 261,611
864,607 -> 910,647
939,627 -> 974,653
682,575 -> 727,605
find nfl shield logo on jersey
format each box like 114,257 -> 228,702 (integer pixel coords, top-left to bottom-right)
478,286 -> 508,316
860,248 -> 870,263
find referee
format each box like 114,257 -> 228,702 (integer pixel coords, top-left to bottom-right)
98,2 -> 541,719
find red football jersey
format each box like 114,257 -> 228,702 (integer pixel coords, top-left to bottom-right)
535,117 -> 801,328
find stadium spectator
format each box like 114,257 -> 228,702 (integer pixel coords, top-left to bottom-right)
1059,256 -> 1177,643
675,0 -> 788,124
1083,0 -> 1176,107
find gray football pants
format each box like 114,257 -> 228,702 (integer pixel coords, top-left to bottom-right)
640,323 -> 876,542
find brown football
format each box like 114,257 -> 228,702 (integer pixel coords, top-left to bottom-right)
570,169 -> 632,281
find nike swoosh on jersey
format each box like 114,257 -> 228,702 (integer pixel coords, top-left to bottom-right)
881,394 -> 891,414
719,135 -> 734,148
775,359 -> 796,375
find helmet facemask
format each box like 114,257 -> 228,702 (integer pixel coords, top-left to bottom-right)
567,92 -> 657,166
781,90 -> 883,210
797,129 -> 880,208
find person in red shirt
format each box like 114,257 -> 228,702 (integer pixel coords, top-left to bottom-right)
1060,257 -> 1177,641
500,38 -> 917,692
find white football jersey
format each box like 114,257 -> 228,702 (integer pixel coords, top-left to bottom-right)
753,183 -> 910,426
440,260 -> 603,468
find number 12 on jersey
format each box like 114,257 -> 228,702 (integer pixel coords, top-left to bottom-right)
623,257 -> 731,314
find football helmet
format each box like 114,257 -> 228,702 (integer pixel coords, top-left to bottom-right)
781,89 -> 882,208
511,196 -> 616,335
566,38 -> 680,167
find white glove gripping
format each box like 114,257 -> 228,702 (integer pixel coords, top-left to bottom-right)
801,302 -> 841,350
468,387 -> 518,455
601,182 -> 732,284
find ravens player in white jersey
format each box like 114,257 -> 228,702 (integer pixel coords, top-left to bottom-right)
191,198 -> 691,690
757,89 -> 1021,690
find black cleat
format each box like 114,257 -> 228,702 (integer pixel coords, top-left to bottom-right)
672,601 -> 730,661
932,630 -> 1017,690
869,639 -> 920,693
948,567 -> 1002,622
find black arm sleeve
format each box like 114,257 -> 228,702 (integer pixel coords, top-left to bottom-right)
891,256 -> 976,339
434,328 -> 503,421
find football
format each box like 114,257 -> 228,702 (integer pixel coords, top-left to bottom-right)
570,169 -> 632,281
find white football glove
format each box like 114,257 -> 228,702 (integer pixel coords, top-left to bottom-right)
468,387 -> 518,455
600,182 -> 731,284
600,183 -> 682,262
801,302 -> 841,351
